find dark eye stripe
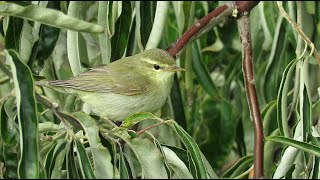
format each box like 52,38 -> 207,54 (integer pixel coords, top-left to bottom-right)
153,64 -> 160,70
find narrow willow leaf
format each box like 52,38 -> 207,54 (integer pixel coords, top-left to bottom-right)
304,2 -> 315,15
271,135 -> 301,178
117,132 -> 168,178
263,15 -> 285,102
50,141 -> 67,179
73,112 -> 114,178
162,146 -> 193,179
0,97 -> 18,146
284,164 -> 296,179
125,19 -> 136,57
145,1 -> 169,50
19,19 -> 34,63
67,1 -> 82,76
134,1 -> 144,51
201,152 -> 218,179
28,1 -> 61,74
172,122 -> 207,179
300,57 -> 312,142
140,1 -> 156,47
266,136 -> 320,157
75,139 -> 95,179
262,100 -> 277,135
66,140 -> 80,179
119,150 -> 130,179
45,140 -> 67,178
4,17 -> 23,51
170,74 -> 187,129
111,1 -> 132,61
172,1 -> 185,34
123,146 -> 138,179
311,136 -> 320,179
192,42 -> 220,99
277,59 -> 298,137
221,156 -> 253,178
121,112 -> 158,129
6,50 -> 39,178
0,1 -> 104,33
2,145 -> 19,179
98,1 -> 111,64
302,85 -> 312,142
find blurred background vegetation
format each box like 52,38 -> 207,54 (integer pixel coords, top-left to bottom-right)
0,1 -> 320,179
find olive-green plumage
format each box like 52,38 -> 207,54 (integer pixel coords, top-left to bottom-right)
39,48 -> 183,121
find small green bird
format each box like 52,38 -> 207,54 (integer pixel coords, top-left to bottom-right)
38,48 -> 183,122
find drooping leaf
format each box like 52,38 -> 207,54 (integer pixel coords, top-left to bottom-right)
192,42 -> 220,99
66,140 -> 80,179
0,1 -> 104,33
4,17 -> 23,51
162,146 -> 193,179
172,122 -> 207,179
0,97 -> 18,146
221,156 -> 253,178
75,139 -> 95,179
28,1 -> 61,74
117,131 -> 169,179
266,136 -> 320,157
277,59 -> 298,137
110,1 -> 132,61
73,111 -> 114,178
6,49 -> 39,178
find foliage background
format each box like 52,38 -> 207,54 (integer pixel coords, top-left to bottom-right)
0,1 -> 320,179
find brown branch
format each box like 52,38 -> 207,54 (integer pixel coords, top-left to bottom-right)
167,1 -> 259,59
237,15 -> 264,178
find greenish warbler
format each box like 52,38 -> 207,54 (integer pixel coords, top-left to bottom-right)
38,48 -> 183,121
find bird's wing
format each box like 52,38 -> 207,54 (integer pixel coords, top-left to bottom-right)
49,65 -> 150,96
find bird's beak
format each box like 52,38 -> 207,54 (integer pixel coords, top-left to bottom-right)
168,65 -> 184,72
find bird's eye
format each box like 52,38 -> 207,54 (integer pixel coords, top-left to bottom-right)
153,64 -> 160,70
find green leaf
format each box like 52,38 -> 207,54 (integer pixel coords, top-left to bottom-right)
4,17 -> 23,51
162,146 -> 193,179
119,150 -> 131,179
277,59 -> 298,137
263,15 -> 286,102
140,1 -> 155,47
0,97 -> 18,146
28,1 -> 61,74
170,74 -> 187,129
98,1 -> 111,64
172,122 -> 207,179
262,100 -> 277,135
2,145 -> 19,179
117,132 -> 168,179
19,20 -> 34,63
0,1 -> 104,33
304,1 -> 315,14
6,49 -> 39,178
221,156 -> 253,178
66,140 -> 80,179
121,112 -> 158,129
73,112 -> 114,178
48,140 -> 67,179
145,1 -> 169,49
67,1 -> 82,76
111,1 -> 132,61
266,136 -> 320,157
192,42 -> 220,99
75,139 -> 95,179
